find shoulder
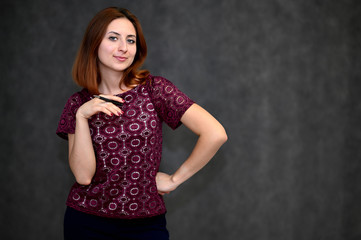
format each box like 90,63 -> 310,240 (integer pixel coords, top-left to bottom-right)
145,75 -> 177,90
66,88 -> 91,105
143,74 -> 172,83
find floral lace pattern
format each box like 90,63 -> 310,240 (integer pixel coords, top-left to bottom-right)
56,75 -> 194,218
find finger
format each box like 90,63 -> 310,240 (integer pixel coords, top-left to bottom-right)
96,95 -> 124,109
99,94 -> 125,104
102,103 -> 116,116
106,103 -> 123,116
96,101 -> 123,116
96,102 -> 121,116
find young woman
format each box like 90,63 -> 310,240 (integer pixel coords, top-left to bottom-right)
56,7 -> 227,240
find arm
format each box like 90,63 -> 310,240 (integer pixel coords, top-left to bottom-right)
156,103 -> 228,195
68,95 -> 124,185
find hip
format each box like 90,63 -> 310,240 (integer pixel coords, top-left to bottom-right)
64,206 -> 169,240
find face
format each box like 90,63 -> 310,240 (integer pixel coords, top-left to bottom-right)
97,18 -> 137,76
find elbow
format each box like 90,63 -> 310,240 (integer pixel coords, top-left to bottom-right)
75,176 -> 92,186
222,131 -> 228,144
69,154 -> 96,186
218,129 -> 228,145
73,170 -> 94,185
70,166 -> 94,185
212,126 -> 228,146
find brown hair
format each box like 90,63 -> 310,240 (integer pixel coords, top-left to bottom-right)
72,7 -> 149,94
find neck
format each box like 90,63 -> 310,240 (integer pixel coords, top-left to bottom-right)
98,69 -> 124,95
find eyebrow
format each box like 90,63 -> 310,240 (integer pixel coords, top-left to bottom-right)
107,31 -> 136,38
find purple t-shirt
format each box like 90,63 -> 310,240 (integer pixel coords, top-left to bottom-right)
56,75 -> 194,219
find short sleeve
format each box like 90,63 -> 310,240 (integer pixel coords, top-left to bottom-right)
149,76 -> 195,130
56,91 -> 86,140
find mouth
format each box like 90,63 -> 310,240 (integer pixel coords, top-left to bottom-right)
114,56 -> 127,62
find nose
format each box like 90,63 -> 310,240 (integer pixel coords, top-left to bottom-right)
118,39 -> 128,52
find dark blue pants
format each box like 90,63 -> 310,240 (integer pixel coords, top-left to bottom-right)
64,207 -> 169,240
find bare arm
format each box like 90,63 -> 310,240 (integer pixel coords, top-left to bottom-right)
68,117 -> 96,186
68,95 -> 124,185
156,103 -> 228,194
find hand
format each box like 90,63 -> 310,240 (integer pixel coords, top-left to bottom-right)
156,172 -> 179,196
76,95 -> 124,119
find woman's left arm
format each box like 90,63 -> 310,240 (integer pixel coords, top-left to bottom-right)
156,103 -> 228,195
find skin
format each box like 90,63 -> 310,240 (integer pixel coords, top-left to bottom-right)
96,18 -> 137,95
68,18 -> 228,195
155,104 -> 228,195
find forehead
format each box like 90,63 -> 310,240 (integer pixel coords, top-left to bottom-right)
106,18 -> 136,35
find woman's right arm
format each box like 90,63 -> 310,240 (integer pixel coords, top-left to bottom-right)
68,116 -> 96,186
68,95 -> 124,185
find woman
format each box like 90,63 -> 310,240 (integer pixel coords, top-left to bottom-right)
56,7 -> 227,240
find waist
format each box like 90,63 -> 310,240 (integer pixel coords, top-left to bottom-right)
66,181 -> 166,219
66,206 -> 167,224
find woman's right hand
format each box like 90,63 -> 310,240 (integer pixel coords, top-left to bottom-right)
76,95 -> 124,119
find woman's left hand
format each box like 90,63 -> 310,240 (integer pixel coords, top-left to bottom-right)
156,172 -> 179,195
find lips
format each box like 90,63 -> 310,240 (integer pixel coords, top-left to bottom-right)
114,56 -> 127,62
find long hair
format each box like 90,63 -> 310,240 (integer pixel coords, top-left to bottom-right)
72,7 -> 149,94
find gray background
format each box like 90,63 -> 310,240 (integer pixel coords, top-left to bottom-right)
1,0 -> 360,239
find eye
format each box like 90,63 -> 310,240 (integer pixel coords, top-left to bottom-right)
109,36 -> 118,41
127,39 -> 136,44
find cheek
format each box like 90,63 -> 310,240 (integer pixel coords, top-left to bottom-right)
129,47 -> 137,59
97,46 -> 106,61
98,43 -> 114,56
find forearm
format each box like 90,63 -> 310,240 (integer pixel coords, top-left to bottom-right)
66,95 -> 124,185
156,104 -> 227,195
172,110 -> 227,185
69,116 -> 96,185
171,125 -> 227,186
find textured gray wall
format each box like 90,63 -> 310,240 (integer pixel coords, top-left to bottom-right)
1,0 -> 360,239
